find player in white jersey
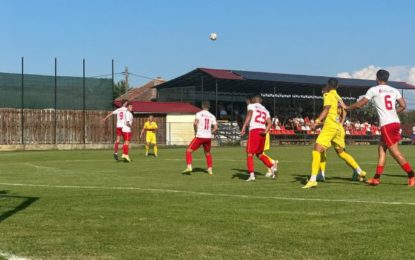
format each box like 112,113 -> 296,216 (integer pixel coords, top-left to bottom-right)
183,101 -> 218,175
240,94 -> 277,181
121,102 -> 133,162
102,99 -> 128,160
345,69 -> 415,186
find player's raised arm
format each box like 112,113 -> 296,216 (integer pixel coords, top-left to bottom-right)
102,110 -> 114,123
396,97 -> 406,113
345,97 -> 369,111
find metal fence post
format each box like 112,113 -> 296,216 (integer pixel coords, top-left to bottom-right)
112,59 -> 115,143
21,57 -> 24,145
83,59 -> 86,145
54,57 -> 57,144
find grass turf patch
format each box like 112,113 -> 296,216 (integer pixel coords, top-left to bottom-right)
1,145 -> 415,259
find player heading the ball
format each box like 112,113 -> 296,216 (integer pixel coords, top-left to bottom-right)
102,99 -> 128,161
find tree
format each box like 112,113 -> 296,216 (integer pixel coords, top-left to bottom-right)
113,80 -> 132,99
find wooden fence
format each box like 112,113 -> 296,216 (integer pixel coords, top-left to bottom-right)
0,109 -> 168,146
0,109 -> 114,145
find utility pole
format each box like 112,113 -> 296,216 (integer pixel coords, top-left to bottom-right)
124,66 -> 129,100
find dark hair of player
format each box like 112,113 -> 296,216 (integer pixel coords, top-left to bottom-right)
122,99 -> 129,106
327,78 -> 339,89
376,69 -> 389,82
202,100 -> 210,110
252,93 -> 262,103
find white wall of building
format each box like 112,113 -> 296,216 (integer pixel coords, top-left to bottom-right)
166,114 -> 195,145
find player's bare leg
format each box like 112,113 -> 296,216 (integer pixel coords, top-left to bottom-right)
205,151 -> 213,175
335,147 -> 366,181
246,153 -> 255,181
183,148 -> 193,174
388,143 -> 415,186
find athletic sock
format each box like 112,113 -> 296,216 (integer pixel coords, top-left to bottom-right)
154,146 -> 158,155
206,154 -> 213,168
186,151 -> 192,165
338,151 -> 360,171
310,150 -> 321,181
247,155 -> 254,173
123,144 -> 129,155
320,152 -> 327,175
376,165 -> 384,175
401,163 -> 415,178
114,142 -> 119,153
258,154 -> 274,168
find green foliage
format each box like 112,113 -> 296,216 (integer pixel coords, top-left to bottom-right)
113,80 -> 131,99
1,147 -> 415,259
399,110 -> 415,124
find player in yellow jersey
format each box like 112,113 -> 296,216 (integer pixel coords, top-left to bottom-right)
303,78 -> 366,188
140,115 -> 158,157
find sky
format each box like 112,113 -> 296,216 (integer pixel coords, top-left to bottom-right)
1,0 -> 415,104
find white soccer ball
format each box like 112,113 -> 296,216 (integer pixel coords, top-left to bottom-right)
209,32 -> 217,41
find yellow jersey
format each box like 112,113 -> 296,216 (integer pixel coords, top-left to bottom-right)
322,89 -> 343,129
144,121 -> 158,135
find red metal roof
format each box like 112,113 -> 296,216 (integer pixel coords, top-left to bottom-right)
113,101 -> 201,114
199,68 -> 244,80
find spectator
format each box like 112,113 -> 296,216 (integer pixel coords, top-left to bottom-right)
412,126 -> 415,144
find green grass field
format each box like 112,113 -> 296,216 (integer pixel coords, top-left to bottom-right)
1,145 -> 415,259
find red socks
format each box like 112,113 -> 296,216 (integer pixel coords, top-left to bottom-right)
376,165 -> 384,175
258,154 -> 274,168
247,155 -> 254,173
206,154 -> 213,168
114,142 -> 119,153
402,163 -> 413,173
186,151 -> 192,165
122,144 -> 129,155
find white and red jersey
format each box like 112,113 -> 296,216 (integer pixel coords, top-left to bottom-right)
247,103 -> 270,131
122,110 -> 133,133
364,85 -> 402,127
195,110 -> 217,138
113,107 -> 128,128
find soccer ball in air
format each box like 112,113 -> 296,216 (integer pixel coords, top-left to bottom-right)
209,32 -> 218,41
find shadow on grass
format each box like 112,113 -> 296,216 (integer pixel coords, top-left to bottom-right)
382,173 -> 406,178
292,175 -> 309,184
181,168 -> 208,176
231,169 -> 263,180
0,190 -> 39,223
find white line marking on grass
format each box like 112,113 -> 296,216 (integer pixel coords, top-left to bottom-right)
0,251 -> 31,260
25,163 -> 60,172
1,182 -> 415,206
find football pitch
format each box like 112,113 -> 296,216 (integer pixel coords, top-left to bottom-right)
1,145 -> 415,260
